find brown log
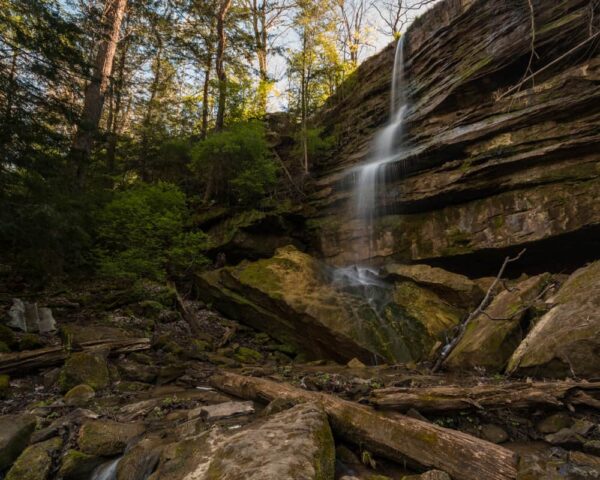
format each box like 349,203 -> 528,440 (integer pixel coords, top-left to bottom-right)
370,381 -> 600,412
211,371 -> 517,480
0,338 -> 150,375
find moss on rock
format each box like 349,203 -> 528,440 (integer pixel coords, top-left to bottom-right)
78,419 -> 145,456
64,384 -> 95,406
58,352 -> 110,393
58,449 -> 103,480
5,436 -> 62,480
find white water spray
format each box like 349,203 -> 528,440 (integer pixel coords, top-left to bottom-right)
353,37 -> 407,259
90,457 -> 121,480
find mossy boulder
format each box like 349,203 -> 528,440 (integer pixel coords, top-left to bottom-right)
149,402 -> 334,480
446,274 -> 551,372
0,414 -> 37,470
116,437 -> 163,480
117,360 -> 157,384
0,341 -> 10,353
78,419 -> 145,456
19,333 -> 44,351
195,245 -> 448,364
383,264 -> 484,308
508,261 -> 600,378
58,352 -> 110,393
58,449 -> 104,480
0,324 -> 18,350
0,374 -> 9,399
5,436 -> 62,480
234,346 -> 263,364
64,384 -> 96,406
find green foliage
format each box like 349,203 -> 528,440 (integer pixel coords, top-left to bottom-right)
190,121 -> 277,204
96,182 -> 209,281
294,126 -> 335,162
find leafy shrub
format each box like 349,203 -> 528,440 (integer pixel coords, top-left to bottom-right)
294,126 -> 335,163
189,121 -> 277,204
96,182 -> 209,280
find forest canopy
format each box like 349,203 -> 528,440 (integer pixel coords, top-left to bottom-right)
0,0 -> 438,284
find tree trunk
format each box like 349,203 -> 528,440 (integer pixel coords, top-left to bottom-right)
215,0 -> 232,131
0,338 -> 150,375
201,48 -> 213,139
211,371 -> 518,480
70,0 -> 128,187
251,0 -> 269,114
300,29 -> 309,174
106,33 -> 130,173
370,381 -> 600,412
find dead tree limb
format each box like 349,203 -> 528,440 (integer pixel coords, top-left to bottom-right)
370,381 -> 600,412
431,249 -> 526,372
0,338 -> 150,375
211,371 -> 518,480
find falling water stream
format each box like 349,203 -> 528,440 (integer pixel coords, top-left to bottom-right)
90,457 -> 121,480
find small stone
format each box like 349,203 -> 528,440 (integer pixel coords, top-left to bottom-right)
0,414 -> 37,470
568,450 -> 600,469
544,420 -> 593,446
64,384 -> 95,406
5,436 -> 62,480
6,298 -> 26,331
347,357 -> 366,368
0,374 -> 10,399
405,408 -> 429,422
37,308 -> 56,334
480,424 -> 509,444
536,412 -> 573,434
190,401 -> 255,422
584,440 -> 600,456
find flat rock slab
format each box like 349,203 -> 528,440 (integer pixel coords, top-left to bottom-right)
149,402 -> 335,480
189,401 -> 255,422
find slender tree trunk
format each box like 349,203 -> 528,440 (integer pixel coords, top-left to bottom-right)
201,48 -> 213,140
4,50 -> 18,123
215,0 -> 232,131
70,0 -> 128,187
251,0 -> 269,114
139,35 -> 163,182
106,34 -> 130,172
300,29 -> 309,174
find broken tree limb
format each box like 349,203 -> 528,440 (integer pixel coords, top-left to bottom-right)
432,249 -> 526,372
370,381 -> 600,412
0,337 -> 150,375
211,371 -> 518,480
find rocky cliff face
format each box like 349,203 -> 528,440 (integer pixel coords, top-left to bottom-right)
307,0 -> 600,274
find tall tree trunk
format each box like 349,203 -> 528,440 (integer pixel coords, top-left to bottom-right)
201,47 -> 213,140
70,0 -> 128,187
300,29 -> 309,174
4,50 -> 18,124
139,34 -> 163,182
252,0 -> 269,114
215,0 -> 232,131
106,32 -> 130,173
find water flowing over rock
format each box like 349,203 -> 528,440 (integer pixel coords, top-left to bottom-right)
196,245 -> 463,363
307,0 -> 600,272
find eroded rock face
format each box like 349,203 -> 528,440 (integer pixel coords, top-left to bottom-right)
507,261 -> 600,378
149,402 -> 335,480
307,0 -> 600,270
196,245 -> 460,363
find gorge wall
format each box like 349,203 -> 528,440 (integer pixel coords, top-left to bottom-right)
307,0 -> 600,275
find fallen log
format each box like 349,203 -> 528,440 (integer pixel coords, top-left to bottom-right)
370,381 -> 600,412
0,338 -> 150,375
211,371 -> 518,480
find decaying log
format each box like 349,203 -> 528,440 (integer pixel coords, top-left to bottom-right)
0,338 -> 150,375
370,381 -> 600,412
211,371 -> 518,480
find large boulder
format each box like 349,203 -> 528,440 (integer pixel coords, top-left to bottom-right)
507,261 -> 600,378
196,245 -> 458,363
78,419 -> 145,456
5,437 -> 62,480
0,414 -> 37,470
446,274 -> 551,372
58,449 -> 104,480
149,402 -> 335,480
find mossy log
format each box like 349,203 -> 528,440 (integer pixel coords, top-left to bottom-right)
370,381 -> 600,412
0,338 -> 150,375
211,371 -> 517,480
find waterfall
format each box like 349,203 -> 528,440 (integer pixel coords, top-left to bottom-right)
90,457 -> 121,480
353,37 -> 407,260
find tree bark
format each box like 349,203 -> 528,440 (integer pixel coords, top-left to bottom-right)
370,381 -> 600,412
201,47 -> 213,139
70,0 -> 128,186
211,371 -> 518,480
215,0 -> 232,131
0,338 -> 150,375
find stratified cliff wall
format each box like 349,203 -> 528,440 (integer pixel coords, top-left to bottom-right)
307,0 -> 600,274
